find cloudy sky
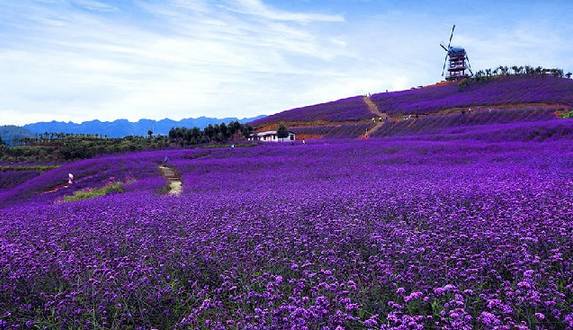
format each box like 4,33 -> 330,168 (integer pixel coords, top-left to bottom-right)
1,0 -> 572,125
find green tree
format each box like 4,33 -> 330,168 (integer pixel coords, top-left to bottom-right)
147,129 -> 153,139
277,123 -> 289,139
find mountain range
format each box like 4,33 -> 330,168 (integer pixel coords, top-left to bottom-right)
0,115 -> 265,144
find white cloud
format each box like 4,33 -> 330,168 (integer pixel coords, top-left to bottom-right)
71,0 -> 118,12
229,0 -> 344,23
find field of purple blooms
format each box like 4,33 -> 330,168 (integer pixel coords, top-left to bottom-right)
291,107 -> 566,140
370,76 -> 573,116
291,122 -> 371,139
250,76 -> 573,127
397,119 -> 573,143
0,170 -> 43,191
0,152 -> 166,208
1,127 -> 573,329
370,108 -> 564,138
251,96 -> 371,126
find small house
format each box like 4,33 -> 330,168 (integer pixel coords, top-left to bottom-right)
249,130 -> 296,142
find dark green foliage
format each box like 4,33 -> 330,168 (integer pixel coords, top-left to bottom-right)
0,134 -> 170,162
458,65 -> 570,91
63,182 -> 124,202
468,65 -> 568,84
169,121 -> 253,146
561,110 -> 573,119
277,123 -> 289,138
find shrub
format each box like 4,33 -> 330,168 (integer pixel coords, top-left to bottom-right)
63,182 -> 124,202
277,123 -> 289,138
561,110 -> 573,119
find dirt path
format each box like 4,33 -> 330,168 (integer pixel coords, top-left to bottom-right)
159,165 -> 182,196
362,96 -> 387,138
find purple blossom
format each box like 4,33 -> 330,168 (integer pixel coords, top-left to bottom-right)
0,137 -> 572,328
404,291 -> 423,302
479,312 -> 500,326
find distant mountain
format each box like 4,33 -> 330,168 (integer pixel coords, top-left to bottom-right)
22,115 -> 266,138
0,126 -> 34,145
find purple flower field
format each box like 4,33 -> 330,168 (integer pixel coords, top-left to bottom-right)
251,96 -> 371,126
1,130 -> 573,329
292,123 -> 371,139
0,171 -> 43,192
250,76 -> 573,127
0,152 -> 168,208
370,76 -> 573,116
370,109 -> 567,139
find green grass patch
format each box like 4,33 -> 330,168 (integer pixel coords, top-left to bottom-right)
0,165 -> 59,171
63,182 -> 124,202
560,110 -> 573,119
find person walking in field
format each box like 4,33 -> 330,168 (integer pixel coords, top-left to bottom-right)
68,173 -> 74,185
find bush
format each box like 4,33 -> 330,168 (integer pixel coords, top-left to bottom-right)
63,182 -> 124,202
561,110 -> 573,119
277,123 -> 289,138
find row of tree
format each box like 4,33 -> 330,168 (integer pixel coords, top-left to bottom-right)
1,134 -> 171,161
168,121 -> 253,146
1,121 -> 257,161
471,65 -> 572,82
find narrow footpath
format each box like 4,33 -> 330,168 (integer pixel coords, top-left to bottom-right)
159,165 -> 182,196
362,96 -> 387,138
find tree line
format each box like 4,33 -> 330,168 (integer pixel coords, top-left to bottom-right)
168,121 -> 253,146
471,65 -> 572,82
1,135 -> 170,161
1,121 -> 255,161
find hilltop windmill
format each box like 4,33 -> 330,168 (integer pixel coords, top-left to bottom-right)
440,25 -> 473,81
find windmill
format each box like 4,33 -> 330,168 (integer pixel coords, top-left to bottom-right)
440,25 -> 473,81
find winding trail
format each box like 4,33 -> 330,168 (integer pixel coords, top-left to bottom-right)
159,165 -> 182,196
362,96 -> 387,139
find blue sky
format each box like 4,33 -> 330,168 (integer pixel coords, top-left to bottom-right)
1,0 -> 572,125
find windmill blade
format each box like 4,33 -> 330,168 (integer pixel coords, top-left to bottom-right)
441,53 -> 448,77
440,43 -> 449,52
466,55 -> 473,75
447,24 -> 456,49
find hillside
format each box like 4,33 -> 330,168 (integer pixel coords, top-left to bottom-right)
252,76 -> 573,139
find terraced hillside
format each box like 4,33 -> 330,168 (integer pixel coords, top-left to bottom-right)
251,76 -> 573,139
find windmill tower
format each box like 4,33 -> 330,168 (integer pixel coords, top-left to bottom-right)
440,25 -> 473,81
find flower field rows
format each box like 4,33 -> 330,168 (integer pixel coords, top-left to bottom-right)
251,96 -> 371,126
291,123 -> 371,139
370,76 -> 573,116
0,170 -> 43,191
250,76 -> 573,128
369,108 -> 564,139
0,151 -> 168,208
1,136 -> 572,329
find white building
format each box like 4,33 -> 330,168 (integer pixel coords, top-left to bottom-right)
249,130 -> 296,142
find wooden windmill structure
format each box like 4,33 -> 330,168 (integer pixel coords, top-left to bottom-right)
440,25 -> 473,81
